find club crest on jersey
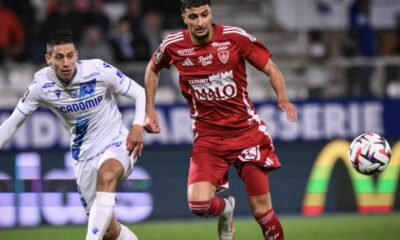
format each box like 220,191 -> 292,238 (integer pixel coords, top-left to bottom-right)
79,79 -> 96,98
218,50 -> 229,64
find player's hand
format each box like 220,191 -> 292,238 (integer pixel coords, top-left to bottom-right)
144,111 -> 161,133
126,124 -> 144,157
277,100 -> 297,122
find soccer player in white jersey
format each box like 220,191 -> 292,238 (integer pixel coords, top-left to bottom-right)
0,30 -> 144,240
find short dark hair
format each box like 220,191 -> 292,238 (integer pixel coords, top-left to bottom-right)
46,30 -> 76,53
180,0 -> 211,12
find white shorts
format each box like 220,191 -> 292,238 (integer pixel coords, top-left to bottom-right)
74,134 -> 137,213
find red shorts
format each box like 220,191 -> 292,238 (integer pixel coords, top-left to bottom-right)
188,125 -> 281,191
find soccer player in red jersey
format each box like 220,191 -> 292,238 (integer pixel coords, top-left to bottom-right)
144,0 -> 297,239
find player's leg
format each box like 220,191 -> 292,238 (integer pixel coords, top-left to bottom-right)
187,149 -> 234,240
188,181 -> 223,216
241,164 -> 284,240
87,136 -> 137,240
86,158 -> 124,240
103,216 -> 138,240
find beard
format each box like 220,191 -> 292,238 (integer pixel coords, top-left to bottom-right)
193,30 -> 210,45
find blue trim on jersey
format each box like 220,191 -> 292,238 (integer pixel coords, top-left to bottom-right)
123,79 -> 132,95
71,117 -> 89,160
16,107 -> 28,116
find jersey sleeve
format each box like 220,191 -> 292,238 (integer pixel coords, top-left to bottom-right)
100,61 -> 146,126
235,29 -> 272,71
16,80 -> 42,116
100,61 -> 143,96
151,39 -> 173,70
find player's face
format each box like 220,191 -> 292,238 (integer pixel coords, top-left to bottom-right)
182,4 -> 213,44
45,43 -> 78,83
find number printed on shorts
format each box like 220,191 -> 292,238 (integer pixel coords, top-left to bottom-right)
238,146 -> 260,162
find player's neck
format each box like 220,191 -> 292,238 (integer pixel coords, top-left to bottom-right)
56,68 -> 77,85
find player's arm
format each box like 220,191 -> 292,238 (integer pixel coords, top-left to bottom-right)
102,62 -> 146,156
0,109 -> 28,149
0,82 -> 40,149
143,59 -> 161,133
262,59 -> 297,122
122,80 -> 145,157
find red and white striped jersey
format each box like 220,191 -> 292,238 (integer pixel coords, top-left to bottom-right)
152,24 -> 272,135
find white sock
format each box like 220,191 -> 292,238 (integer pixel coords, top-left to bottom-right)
85,192 -> 116,240
116,224 -> 138,240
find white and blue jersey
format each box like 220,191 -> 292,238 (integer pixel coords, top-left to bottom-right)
16,59 -> 143,161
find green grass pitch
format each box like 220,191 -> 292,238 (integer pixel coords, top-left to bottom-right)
0,214 -> 399,240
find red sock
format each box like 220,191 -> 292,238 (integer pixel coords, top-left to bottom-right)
255,209 -> 284,240
188,196 -> 226,217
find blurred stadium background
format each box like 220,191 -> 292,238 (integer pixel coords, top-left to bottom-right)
0,0 -> 399,239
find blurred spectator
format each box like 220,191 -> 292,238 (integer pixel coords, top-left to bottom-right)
386,13 -> 400,97
307,30 -> 328,59
110,17 -> 150,62
40,0 -> 85,48
0,0 -> 25,63
79,24 -> 114,62
349,0 -> 377,57
143,0 -> 183,29
10,0 -> 40,63
143,12 -> 163,53
85,0 -> 110,34
347,0 -> 377,97
304,30 -> 332,98
122,0 -> 146,39
396,13 -> 400,55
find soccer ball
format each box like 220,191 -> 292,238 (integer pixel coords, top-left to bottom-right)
349,133 -> 391,175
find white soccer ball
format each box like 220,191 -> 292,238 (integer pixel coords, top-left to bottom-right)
349,133 -> 391,175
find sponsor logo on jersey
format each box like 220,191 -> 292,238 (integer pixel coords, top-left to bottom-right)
177,47 -> 195,56
69,89 -> 79,98
188,70 -> 237,101
56,95 -> 103,114
211,41 -> 231,51
42,82 -> 56,88
198,53 -> 213,66
83,72 -> 100,80
100,141 -> 123,154
218,50 -> 229,64
182,58 -> 194,66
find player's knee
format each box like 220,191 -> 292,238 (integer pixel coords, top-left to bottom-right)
249,196 -> 271,217
188,200 -> 211,217
97,171 -> 119,189
252,206 -> 271,217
